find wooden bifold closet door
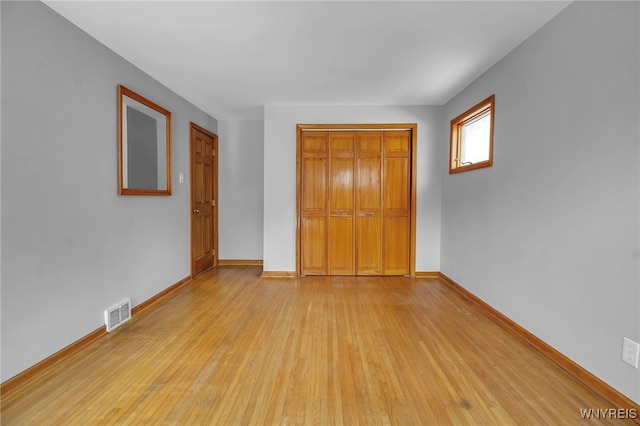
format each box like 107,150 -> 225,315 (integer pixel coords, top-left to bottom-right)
300,128 -> 411,276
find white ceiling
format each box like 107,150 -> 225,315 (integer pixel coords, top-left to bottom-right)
44,1 -> 571,120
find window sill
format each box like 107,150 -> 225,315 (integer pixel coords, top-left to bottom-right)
449,160 -> 492,174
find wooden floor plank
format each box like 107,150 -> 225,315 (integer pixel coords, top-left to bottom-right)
1,266 -> 633,425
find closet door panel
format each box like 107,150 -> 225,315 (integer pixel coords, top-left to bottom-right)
329,157 -> 355,274
301,132 -> 328,275
356,216 -> 382,275
302,158 -> 327,211
329,132 -> 355,274
356,158 -> 381,211
356,131 -> 382,274
303,132 -> 328,151
358,132 -> 382,151
302,216 -> 327,274
383,158 -> 409,212
329,217 -> 354,274
330,158 -> 354,211
383,216 -> 409,275
382,131 -> 411,275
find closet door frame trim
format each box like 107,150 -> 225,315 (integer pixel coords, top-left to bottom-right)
296,123 -> 417,277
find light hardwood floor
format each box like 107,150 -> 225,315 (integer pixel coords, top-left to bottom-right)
1,266 -> 632,425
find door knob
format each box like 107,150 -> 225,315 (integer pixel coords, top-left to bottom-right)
193,209 -> 200,214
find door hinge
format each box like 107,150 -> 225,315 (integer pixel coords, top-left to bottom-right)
211,200 -> 216,207
212,149 -> 216,156
212,249 -> 216,256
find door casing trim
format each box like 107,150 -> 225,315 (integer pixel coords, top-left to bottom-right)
295,123 -> 417,277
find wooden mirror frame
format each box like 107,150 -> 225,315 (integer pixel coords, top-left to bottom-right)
118,85 -> 172,196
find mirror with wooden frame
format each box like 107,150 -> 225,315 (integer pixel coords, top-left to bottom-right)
118,85 -> 172,195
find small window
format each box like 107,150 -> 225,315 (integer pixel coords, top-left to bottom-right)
449,95 -> 495,174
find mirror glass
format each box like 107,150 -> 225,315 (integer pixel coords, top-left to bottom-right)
118,85 -> 172,195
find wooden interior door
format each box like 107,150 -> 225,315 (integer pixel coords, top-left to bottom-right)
382,130 -> 411,275
190,124 -> 218,276
328,132 -> 355,275
356,131 -> 383,275
301,131 -> 328,275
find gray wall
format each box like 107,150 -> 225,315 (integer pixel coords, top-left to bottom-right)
218,119 -> 264,260
0,0 -> 3,358
1,1 -> 217,381
441,1 -> 639,403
